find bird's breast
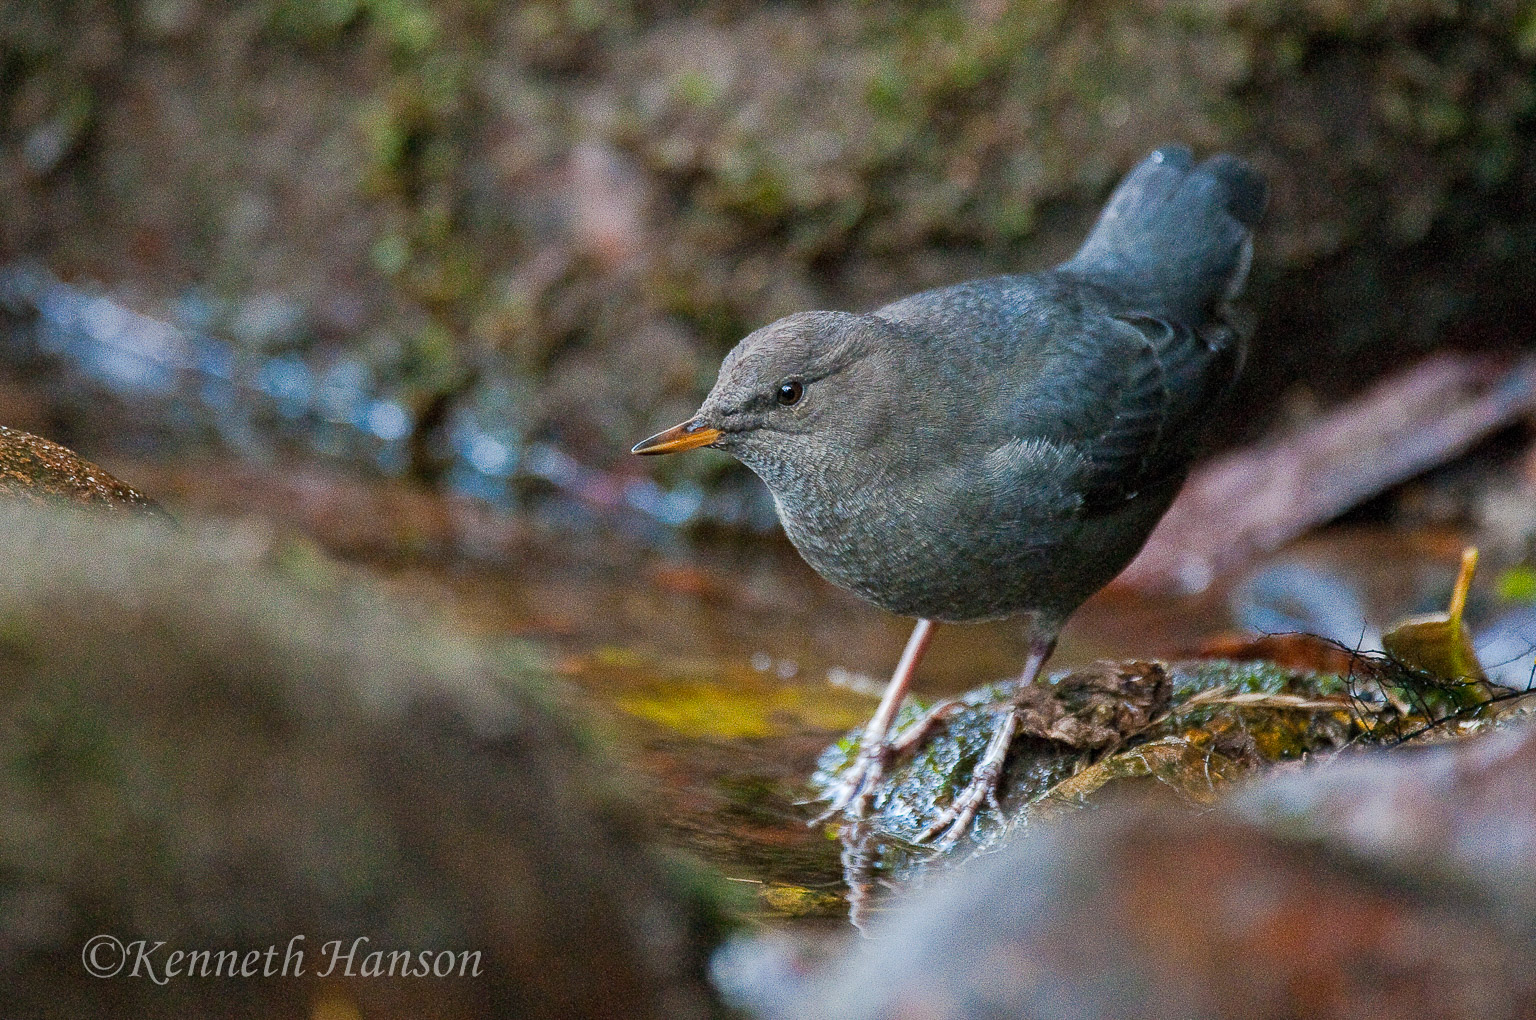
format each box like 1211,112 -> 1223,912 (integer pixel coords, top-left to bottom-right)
766,453 -> 1178,624
769,469 -> 1057,623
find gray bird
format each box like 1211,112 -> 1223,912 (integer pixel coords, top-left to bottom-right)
633,147 -> 1268,843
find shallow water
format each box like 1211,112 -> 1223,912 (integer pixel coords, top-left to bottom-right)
388,510 -> 1484,921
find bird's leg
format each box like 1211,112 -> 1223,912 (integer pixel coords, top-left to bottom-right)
884,697 -> 966,756
811,618 -> 937,822
917,634 -> 1057,846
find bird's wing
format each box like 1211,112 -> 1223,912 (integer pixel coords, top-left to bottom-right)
1011,308 -> 1241,514
877,274 -> 1241,515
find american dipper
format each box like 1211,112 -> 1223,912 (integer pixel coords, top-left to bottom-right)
633,146 -> 1268,843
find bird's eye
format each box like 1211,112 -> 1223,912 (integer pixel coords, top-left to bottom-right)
776,379 -> 804,406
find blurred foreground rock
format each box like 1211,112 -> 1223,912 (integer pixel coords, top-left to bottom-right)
0,424 -> 166,517
0,505 -> 723,1019
752,717 -> 1536,1019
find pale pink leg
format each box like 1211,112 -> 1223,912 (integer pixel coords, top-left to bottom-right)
918,634 -> 1057,846
812,618 -> 937,821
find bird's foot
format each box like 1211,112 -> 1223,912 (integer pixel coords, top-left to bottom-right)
812,698 -> 963,825
886,697 -> 964,755
809,618 -> 941,828
916,707 -> 1020,847
810,739 -> 890,824
916,762 -> 1003,847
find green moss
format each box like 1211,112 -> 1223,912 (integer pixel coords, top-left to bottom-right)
1168,659 -> 1350,700
1520,3 -> 1536,56
367,0 -> 439,53
671,70 -> 724,109
267,0 -> 364,43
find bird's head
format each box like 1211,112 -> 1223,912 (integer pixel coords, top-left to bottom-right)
631,310 -> 907,486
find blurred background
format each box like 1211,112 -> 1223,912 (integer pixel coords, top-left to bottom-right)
2,1 -> 1536,1016
4,0 -> 1535,495
3,0 -> 1535,667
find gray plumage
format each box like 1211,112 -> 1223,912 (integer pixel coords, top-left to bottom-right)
684,147 -> 1268,629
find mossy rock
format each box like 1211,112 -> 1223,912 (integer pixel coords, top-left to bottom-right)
811,659 -> 1367,881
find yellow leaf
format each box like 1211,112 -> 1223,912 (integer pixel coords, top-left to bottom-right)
1382,547 -> 1487,688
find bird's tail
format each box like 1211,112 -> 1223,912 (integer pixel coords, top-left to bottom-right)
1063,146 -> 1269,318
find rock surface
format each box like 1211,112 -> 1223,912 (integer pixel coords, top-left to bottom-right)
754,715 -> 1536,1020
0,424 -> 166,516
808,640 -> 1526,930
813,660 -> 1360,873
0,504 -> 723,1019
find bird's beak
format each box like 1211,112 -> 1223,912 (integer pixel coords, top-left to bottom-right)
630,418 -> 722,455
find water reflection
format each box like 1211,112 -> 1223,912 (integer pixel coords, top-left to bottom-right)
1230,562 -> 1379,649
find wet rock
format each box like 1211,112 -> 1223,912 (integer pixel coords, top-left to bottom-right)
0,504 -> 723,1019
0,424 -> 167,518
757,719 -> 1536,1020
813,644 -> 1533,922
811,660 -> 1361,876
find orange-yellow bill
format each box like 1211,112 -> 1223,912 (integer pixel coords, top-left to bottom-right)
630,419 -> 722,455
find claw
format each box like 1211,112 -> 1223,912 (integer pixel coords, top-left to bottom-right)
913,636 -> 1056,847
915,705 -> 1021,845
809,742 -> 888,824
915,762 -> 996,846
886,697 -> 963,755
